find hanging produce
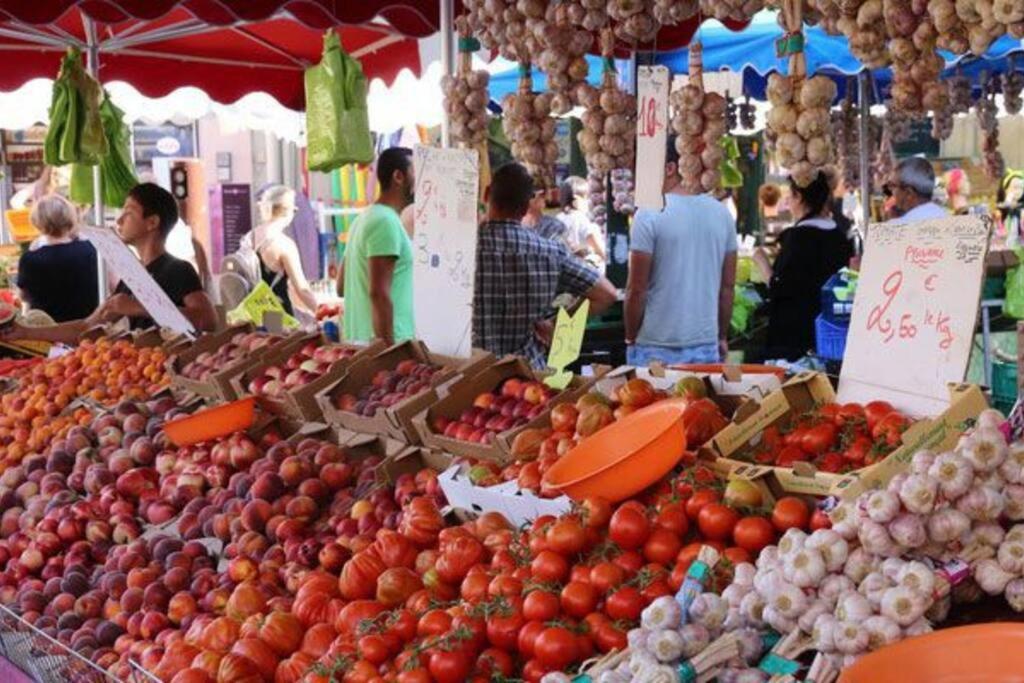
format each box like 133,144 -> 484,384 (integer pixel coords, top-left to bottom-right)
587,168 -> 609,227
442,19 -> 491,150
608,0 -> 661,43
884,0 -> 947,115
670,42 -> 726,195
44,47 -> 107,167
701,0 -> 765,24
502,66 -> 559,189
1005,61 -> 1024,115
834,88 -> 861,191
883,103 -> 912,142
653,0 -> 698,25
932,82 -> 955,141
566,0 -> 612,32
837,0 -> 891,68
976,77 -> 1004,180
873,119 -> 896,193
462,0 -> 528,62
69,94 -> 138,208
536,3 -> 595,114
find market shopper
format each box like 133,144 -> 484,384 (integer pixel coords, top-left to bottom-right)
16,194 -> 98,322
474,162 -> 618,368
753,171 -> 855,361
523,187 -> 569,244
337,147 -> 415,346
886,157 -> 947,223
558,177 -> 607,270
3,183 -> 217,343
624,135 -> 737,365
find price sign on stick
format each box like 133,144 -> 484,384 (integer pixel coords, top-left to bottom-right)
635,66 -> 670,211
838,215 -> 991,415
413,145 -> 480,357
544,300 -> 589,390
80,226 -> 196,336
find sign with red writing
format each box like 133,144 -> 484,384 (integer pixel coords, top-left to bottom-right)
838,215 -> 991,416
634,66 -> 670,211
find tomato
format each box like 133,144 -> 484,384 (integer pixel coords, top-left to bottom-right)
640,577 -> 672,603
435,535 -> 485,584
570,564 -> 592,584
722,546 -> 752,565
604,586 -> 643,621
837,403 -> 865,425
397,669 -> 432,683
485,611 -> 523,651
545,518 -> 586,556
675,542 -> 705,574
460,572 -> 490,604
580,497 -> 613,529
784,426 -> 807,447
810,508 -> 832,530
593,621 -> 628,653
817,452 -> 844,473
643,527 -> 682,565
801,423 -> 837,455
684,489 -> 720,520
522,590 -> 560,622
487,574 -> 522,598
873,412 -> 909,446
697,503 -> 740,541
608,504 -> 650,549
576,631 -> 595,661
731,516 -> 775,554
517,620 -> 546,659
560,581 -> 598,618
429,650 -> 470,683
476,648 -> 514,678
864,401 -> 895,430
386,609 -> 417,643
681,398 -> 728,447
357,634 -> 390,665
776,445 -> 809,467
521,658 -> 549,683
589,561 -> 625,594
534,627 -> 579,671
530,550 -> 569,583
843,436 -> 873,465
453,612 -> 487,652
771,497 -> 810,532
818,403 -> 840,422
654,502 -> 689,536
611,549 -> 644,576
417,609 -> 453,638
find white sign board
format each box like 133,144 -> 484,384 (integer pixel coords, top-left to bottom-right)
635,66 -> 670,211
80,226 -> 196,336
412,145 -> 480,357
838,215 -> 991,415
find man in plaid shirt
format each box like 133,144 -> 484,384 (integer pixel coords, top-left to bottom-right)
474,163 -> 618,368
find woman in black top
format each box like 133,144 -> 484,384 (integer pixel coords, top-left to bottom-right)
252,185 -> 318,317
754,171 -> 854,361
16,194 -> 99,322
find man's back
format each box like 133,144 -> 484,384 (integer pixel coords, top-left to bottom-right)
631,193 -> 737,348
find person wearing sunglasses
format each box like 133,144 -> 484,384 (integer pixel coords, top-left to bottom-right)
884,157 -> 947,223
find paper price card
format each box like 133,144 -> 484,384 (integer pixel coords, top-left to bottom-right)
544,300 -> 589,390
838,215 -> 991,416
81,226 -> 196,336
635,66 -> 670,211
413,145 -> 480,358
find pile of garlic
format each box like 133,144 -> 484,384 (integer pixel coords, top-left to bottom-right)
502,82 -> 559,189
884,0 -> 947,115
975,524 -> 1024,610
670,76 -> 727,194
700,0 -> 765,24
577,73 -> 636,187
608,0 -> 660,43
975,86 -> 1005,180
534,4 -> 594,114
765,72 -> 836,188
834,92 -> 861,191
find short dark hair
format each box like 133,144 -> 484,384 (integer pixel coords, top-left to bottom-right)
489,163 -> 535,217
789,171 -> 832,219
666,134 -> 680,167
128,183 -> 178,237
377,147 -> 413,191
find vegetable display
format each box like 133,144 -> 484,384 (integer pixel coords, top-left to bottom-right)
442,19 -> 491,150
670,42 -> 727,195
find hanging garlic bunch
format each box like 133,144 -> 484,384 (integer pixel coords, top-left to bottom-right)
608,0 -> 661,43
765,72 -> 836,188
883,103 -> 912,142
577,32 -> 636,194
564,0 -> 611,32
872,119 -> 896,193
700,0 -> 765,24
534,3 -> 594,114
653,0 -> 699,26
811,0 -> 848,35
1004,63 -> 1024,115
954,0 -> 1008,56
587,169 -> 608,227
928,0 -> 970,54
463,0 -> 531,62
442,19 -> 491,150
975,82 -> 1004,180
836,0 -> 890,68
835,89 -> 861,190
611,168 -> 636,215
503,70 -> 559,189
883,0 -> 947,115
670,43 -> 726,194
931,83 -> 955,141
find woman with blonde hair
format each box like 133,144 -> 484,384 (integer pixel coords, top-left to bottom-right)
17,194 -> 99,321
245,185 -> 318,316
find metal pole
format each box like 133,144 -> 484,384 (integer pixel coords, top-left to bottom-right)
440,0 -> 455,148
84,17 -> 107,304
858,70 -> 871,247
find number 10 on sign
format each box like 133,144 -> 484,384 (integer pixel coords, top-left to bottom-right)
634,66 -> 670,211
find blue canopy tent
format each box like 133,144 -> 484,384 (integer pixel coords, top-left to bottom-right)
487,54 -> 629,103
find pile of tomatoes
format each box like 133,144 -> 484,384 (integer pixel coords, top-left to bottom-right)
740,400 -> 913,474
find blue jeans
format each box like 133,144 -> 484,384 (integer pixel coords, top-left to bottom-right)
627,342 -> 720,366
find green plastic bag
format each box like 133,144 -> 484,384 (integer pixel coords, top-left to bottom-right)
731,285 -> 758,336
70,94 -> 138,207
45,48 -> 106,167
1005,248 -> 1024,319
720,136 -> 744,189
305,32 -> 374,172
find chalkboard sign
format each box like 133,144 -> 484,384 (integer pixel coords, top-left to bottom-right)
220,184 -> 253,255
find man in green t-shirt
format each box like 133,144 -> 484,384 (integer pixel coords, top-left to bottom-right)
338,147 -> 415,345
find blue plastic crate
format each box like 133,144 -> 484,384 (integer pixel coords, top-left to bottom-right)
821,270 -> 857,323
815,314 -> 849,361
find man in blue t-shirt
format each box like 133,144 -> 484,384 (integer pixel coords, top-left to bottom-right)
624,135 -> 738,366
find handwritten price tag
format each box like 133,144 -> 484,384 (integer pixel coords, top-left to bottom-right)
544,301 -> 589,390
838,216 -> 991,415
634,66 -> 670,211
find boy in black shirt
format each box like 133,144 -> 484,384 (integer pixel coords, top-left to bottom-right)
6,183 -> 217,343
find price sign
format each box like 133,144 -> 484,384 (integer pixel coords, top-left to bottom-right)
544,300 -> 589,390
838,215 -> 991,415
634,66 -> 670,211
80,226 -> 196,336
413,145 -> 480,357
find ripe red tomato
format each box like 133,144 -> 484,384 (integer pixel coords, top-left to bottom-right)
570,564 -> 592,584
643,527 -> 682,565
684,489 -> 720,520
580,497 -> 613,529
801,423 -> 838,455
611,549 -> 644,576
722,546 -> 751,565
837,403 -> 865,425
429,649 -> 470,683
873,412 -> 909,446
560,581 -> 598,618
517,620 -> 546,659
522,590 -> 560,622
530,550 -> 569,583
817,403 -> 840,421
654,502 -> 689,536
417,609 -> 453,638
357,634 -> 390,665
696,503 -> 741,541
731,516 -> 775,554
485,612 -> 523,651
843,436 -> 873,465
477,648 -> 514,678
487,574 -> 523,598
771,497 -> 810,532
593,621 -> 628,653
545,518 -> 586,556
810,508 -> 832,530
817,452 -> 845,473
864,400 -> 895,430
604,586 -> 643,621
589,561 -> 625,594
521,658 -> 549,683
534,627 -> 579,671
608,504 -> 650,549
776,445 -> 809,467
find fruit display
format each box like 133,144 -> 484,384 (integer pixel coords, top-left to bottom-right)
333,360 -> 444,419
245,341 -> 357,400
177,331 -> 281,381
431,377 -> 554,446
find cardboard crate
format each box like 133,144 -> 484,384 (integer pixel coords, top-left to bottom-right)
234,335 -> 385,421
709,372 -> 989,499
377,447 -> 454,485
436,462 -> 572,526
167,324 -> 288,402
592,366 -> 752,421
317,340 -> 495,444
412,356 -> 597,464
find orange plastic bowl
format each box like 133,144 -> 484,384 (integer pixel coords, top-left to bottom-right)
163,397 -> 256,447
839,623 -> 1024,683
542,399 -> 688,502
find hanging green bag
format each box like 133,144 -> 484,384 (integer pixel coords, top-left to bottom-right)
305,32 -> 374,172
720,136 -> 744,189
69,94 -> 138,207
1005,248 -> 1024,319
45,48 -> 106,167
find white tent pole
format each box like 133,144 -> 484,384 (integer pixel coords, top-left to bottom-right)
858,70 -> 870,246
440,0 -> 454,148
84,16 -> 107,304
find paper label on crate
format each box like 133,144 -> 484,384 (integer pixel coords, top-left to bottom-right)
937,558 -> 971,587
545,301 -> 589,390
838,215 -> 990,416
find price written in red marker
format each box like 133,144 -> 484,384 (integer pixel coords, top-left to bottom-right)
637,95 -> 663,138
864,268 -> 955,351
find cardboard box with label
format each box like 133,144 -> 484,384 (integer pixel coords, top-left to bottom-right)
317,340 -> 494,444
436,462 -> 573,527
412,356 -> 598,464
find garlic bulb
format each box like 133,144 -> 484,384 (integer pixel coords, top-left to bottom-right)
641,595 -> 682,630
766,74 -> 835,188
806,529 -> 850,572
863,615 -> 902,650
739,588 -> 767,626
608,0 -> 660,43
443,20 -> 491,150
956,485 -> 1005,522
1006,578 -> 1024,611
1000,443 -> 1024,484
653,0 -> 698,25
888,512 -> 927,548
836,591 -> 873,623
798,599 -> 832,634
899,474 -> 939,514
679,623 -> 711,658
820,574 -> 856,607
897,561 -> 936,597
866,490 -> 900,523
503,79 -> 559,188
699,0 -> 764,24
959,427 -> 1009,472
647,629 -> 685,663
976,87 -> 1005,180
532,3 -> 594,114
783,547 -> 827,587
927,508 -> 971,543
689,592 -> 728,631
830,501 -> 860,540
670,43 -> 725,195
976,557 -> 1015,595
998,538 -> 1024,574
768,581 -> 808,620
833,620 -> 869,655
880,586 -> 926,627
928,451 -> 974,500
813,613 -> 838,652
